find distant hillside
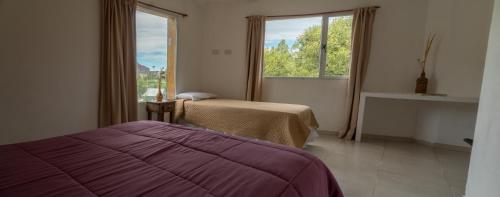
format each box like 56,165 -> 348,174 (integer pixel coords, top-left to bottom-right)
137,64 -> 150,73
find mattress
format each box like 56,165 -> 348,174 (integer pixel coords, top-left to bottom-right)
175,99 -> 319,148
0,121 -> 343,197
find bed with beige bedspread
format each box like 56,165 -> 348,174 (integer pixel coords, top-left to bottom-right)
175,99 -> 319,148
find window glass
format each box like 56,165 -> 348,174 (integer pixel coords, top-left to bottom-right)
325,15 -> 353,77
264,17 -> 322,77
263,14 -> 353,78
136,10 -> 168,102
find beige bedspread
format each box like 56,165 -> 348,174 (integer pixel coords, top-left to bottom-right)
175,99 -> 319,148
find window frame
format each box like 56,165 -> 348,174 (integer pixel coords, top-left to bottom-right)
137,4 -> 179,19
263,11 -> 354,80
135,6 -> 179,103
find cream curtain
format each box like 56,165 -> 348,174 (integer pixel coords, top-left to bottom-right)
99,0 -> 138,127
339,7 -> 377,139
245,16 -> 266,101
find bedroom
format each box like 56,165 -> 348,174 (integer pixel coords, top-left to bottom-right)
1,0 -> 500,197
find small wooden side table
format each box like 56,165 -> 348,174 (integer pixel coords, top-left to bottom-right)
146,100 -> 176,123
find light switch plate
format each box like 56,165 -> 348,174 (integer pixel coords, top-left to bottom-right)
211,49 -> 220,55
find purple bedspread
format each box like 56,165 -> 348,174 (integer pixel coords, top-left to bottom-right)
0,121 -> 343,197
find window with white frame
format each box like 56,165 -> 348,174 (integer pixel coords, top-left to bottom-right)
264,14 -> 353,78
136,7 -> 177,102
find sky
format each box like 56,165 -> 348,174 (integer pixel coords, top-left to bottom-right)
265,17 -> 322,49
136,13 -> 323,67
136,11 -> 168,71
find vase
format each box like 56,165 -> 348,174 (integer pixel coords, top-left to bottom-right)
156,92 -> 163,102
156,68 -> 164,102
156,89 -> 164,102
415,71 -> 428,94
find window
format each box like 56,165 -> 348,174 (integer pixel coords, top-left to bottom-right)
136,8 -> 177,102
264,14 -> 353,78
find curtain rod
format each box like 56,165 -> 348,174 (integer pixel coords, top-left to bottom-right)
246,6 -> 380,18
138,1 -> 188,17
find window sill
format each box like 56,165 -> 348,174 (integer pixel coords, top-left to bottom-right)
264,76 -> 349,80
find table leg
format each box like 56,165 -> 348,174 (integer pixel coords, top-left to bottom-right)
147,111 -> 152,120
169,111 -> 175,123
158,112 -> 164,122
356,94 -> 367,142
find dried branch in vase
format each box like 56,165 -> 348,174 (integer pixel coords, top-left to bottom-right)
415,33 -> 436,94
417,34 -> 436,73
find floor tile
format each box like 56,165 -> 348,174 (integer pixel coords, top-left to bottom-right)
305,134 -> 470,197
375,170 -> 452,197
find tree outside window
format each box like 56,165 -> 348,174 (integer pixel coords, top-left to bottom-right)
264,15 -> 353,78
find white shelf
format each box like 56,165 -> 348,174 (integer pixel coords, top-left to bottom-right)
361,92 -> 479,104
355,92 -> 479,142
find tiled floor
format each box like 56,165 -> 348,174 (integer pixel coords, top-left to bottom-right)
304,134 -> 470,197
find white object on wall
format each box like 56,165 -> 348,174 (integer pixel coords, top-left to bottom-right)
466,0 -> 500,195
357,92 -> 479,147
212,49 -> 220,55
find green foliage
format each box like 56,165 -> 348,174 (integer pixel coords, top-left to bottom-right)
292,24 -> 322,77
137,74 -> 148,97
264,40 -> 296,77
264,16 -> 353,77
326,17 -> 352,76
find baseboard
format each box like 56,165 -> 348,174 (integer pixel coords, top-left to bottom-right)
432,142 -> 472,152
317,130 -> 338,135
362,134 -> 472,152
362,133 -> 415,142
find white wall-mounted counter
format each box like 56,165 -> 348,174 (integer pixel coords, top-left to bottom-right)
356,92 -> 479,147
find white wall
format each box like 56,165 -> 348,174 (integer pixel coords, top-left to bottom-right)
466,0 -> 500,195
262,79 -> 348,132
0,0 -> 100,144
0,0 -> 206,143
416,102 -> 478,146
362,0 -> 493,146
363,98 -> 418,137
425,0 -> 494,97
0,0 -> 493,145
199,0 -> 430,132
198,0 -> 492,139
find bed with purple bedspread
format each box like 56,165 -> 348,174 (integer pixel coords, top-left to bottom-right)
0,121 -> 343,197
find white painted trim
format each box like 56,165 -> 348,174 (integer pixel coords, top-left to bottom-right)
263,76 -> 349,80
355,94 -> 367,142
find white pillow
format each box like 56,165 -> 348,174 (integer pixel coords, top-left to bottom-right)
176,92 -> 217,101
